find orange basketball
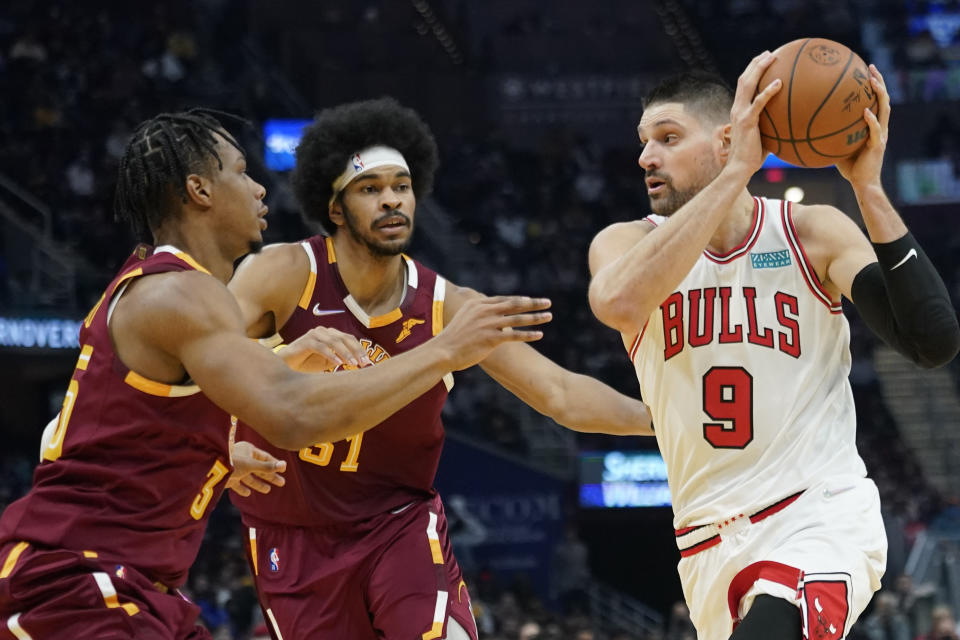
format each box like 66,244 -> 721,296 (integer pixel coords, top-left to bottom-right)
757,38 -> 878,168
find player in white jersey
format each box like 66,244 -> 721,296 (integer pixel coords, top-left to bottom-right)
588,53 -> 959,640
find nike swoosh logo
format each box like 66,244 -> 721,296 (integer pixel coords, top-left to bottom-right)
822,485 -> 856,498
890,248 -> 917,271
312,305 -> 345,317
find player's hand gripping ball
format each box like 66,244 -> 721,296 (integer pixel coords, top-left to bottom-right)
757,38 -> 878,168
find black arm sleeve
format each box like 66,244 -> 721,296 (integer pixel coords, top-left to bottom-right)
850,231 -> 960,368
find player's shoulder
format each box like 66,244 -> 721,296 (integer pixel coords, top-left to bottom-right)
236,241 -> 311,278
125,269 -> 237,324
592,219 -> 654,242
110,268 -> 243,356
788,202 -> 859,246
589,219 -> 653,273
230,242 -> 312,297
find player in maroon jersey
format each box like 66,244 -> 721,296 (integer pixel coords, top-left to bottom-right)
0,109 -> 553,640
227,98 -> 653,639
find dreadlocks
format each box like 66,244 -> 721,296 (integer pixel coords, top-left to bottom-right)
114,108 -> 249,241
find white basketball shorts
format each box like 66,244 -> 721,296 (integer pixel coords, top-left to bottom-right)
675,474 -> 887,640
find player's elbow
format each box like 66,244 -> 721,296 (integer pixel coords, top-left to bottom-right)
588,283 -> 638,334
250,409 -> 307,451
912,312 -> 960,369
250,402 -> 336,451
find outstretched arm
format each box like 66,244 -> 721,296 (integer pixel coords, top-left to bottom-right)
115,270 -> 552,450
446,283 -> 652,436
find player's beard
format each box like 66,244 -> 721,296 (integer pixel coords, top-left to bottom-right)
648,155 -> 723,217
342,203 -> 414,257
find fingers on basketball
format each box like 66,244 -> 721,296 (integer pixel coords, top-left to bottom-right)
757,38 -> 877,168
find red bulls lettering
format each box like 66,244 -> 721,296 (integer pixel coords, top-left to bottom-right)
744,287 -> 775,348
718,287 -> 743,343
688,288 -> 716,347
659,288 -> 801,360
662,292 -> 685,360
775,292 -> 801,358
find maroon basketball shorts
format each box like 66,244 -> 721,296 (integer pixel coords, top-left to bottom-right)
0,541 -> 210,640
244,493 -> 478,639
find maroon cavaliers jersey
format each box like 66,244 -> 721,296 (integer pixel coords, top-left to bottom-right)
232,236 -> 452,527
0,245 -> 234,588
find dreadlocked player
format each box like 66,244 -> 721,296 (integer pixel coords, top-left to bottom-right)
0,109 -> 552,640
226,97 -> 653,640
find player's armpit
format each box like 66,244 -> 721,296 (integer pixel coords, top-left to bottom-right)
229,242 -> 312,338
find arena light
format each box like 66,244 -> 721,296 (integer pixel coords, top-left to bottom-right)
784,186 -> 805,202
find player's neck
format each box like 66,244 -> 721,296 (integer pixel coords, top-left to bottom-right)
332,235 -> 406,314
706,190 -> 757,255
153,223 -> 235,284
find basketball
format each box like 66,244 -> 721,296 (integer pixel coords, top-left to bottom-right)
757,38 -> 878,168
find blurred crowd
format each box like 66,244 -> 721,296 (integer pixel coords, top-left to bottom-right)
2,1 -> 960,638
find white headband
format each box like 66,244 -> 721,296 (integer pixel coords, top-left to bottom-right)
329,145 -> 410,207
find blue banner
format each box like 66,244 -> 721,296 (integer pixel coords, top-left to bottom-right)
435,435 -> 566,602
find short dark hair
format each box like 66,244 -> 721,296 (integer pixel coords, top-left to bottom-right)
291,97 -> 439,234
114,109 -> 247,241
642,70 -> 734,126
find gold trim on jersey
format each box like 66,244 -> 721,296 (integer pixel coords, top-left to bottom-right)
123,370 -> 201,397
431,276 -> 454,391
249,528 -> 258,576
422,620 -> 444,640
325,236 -> 337,264
0,542 -> 28,579
93,572 -> 140,616
426,512 -> 444,565
77,344 -> 94,371
172,251 -> 211,275
343,296 -> 404,328
432,276 -> 446,336
297,240 -> 320,310
84,267 -> 144,329
83,550 -> 98,558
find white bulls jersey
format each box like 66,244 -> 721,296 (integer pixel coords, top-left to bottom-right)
628,197 -> 867,528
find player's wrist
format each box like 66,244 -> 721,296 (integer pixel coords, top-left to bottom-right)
420,337 -> 457,374
719,160 -> 756,186
851,180 -> 886,204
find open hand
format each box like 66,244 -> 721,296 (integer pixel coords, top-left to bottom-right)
437,295 -> 552,371
281,326 -> 373,372
226,440 -> 287,497
728,50 -> 782,177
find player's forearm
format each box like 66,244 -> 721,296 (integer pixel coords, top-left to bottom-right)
486,358 -> 652,435
852,183 -> 907,244
590,165 -> 752,331
549,374 -> 653,435
260,343 -> 455,449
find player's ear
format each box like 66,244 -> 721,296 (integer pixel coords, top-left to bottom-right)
185,174 -> 213,207
717,123 -> 732,161
328,202 -> 343,226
